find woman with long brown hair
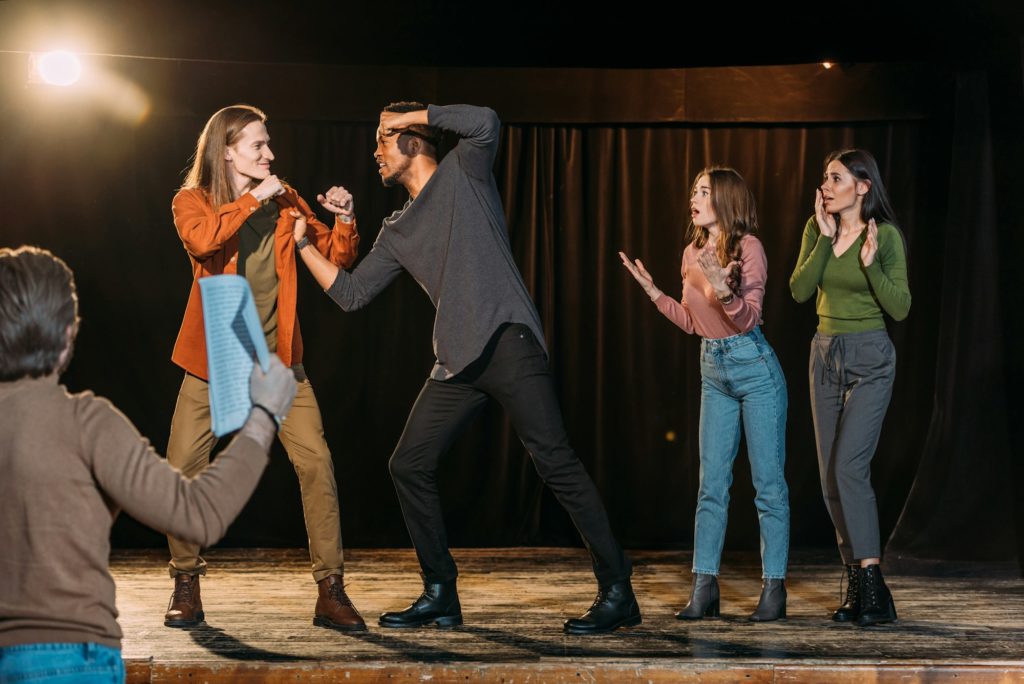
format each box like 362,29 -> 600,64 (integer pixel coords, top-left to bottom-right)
164,104 -> 365,631
790,149 -> 910,627
621,167 -> 790,622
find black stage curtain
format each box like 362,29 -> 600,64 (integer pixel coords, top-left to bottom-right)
0,82 -> 1014,569
886,64 -> 1021,572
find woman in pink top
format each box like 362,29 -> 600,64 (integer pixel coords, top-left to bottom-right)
621,167 -> 790,622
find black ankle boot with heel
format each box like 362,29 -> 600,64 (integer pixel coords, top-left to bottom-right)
855,564 -> 897,627
675,573 -> 720,620
832,565 -> 861,622
749,578 -> 786,622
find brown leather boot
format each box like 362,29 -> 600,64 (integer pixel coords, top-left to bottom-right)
314,574 -> 367,631
164,573 -> 204,627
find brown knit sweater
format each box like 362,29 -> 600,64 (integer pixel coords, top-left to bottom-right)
0,375 -> 270,649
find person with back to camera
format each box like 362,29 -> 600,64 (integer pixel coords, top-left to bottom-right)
0,245 -> 296,683
789,149 -> 911,627
620,166 -> 790,622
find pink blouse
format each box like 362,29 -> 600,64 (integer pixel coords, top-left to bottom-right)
654,234 -> 766,339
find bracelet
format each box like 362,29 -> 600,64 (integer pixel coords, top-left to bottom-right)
295,236 -> 310,252
251,403 -> 281,428
717,292 -> 735,305
339,213 -> 355,224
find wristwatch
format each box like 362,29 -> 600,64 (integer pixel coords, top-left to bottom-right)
252,403 -> 282,428
295,236 -> 310,252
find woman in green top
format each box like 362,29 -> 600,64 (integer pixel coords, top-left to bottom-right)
789,149 -> 910,627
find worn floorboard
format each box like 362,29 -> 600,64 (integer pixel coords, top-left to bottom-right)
111,548 -> 1024,682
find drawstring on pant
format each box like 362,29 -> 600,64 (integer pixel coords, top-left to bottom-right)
821,335 -> 847,408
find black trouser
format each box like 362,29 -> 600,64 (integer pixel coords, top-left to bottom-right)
389,323 -> 631,587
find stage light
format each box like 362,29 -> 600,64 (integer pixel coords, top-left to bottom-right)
822,62 -> 834,70
30,50 -> 83,86
665,430 -> 677,443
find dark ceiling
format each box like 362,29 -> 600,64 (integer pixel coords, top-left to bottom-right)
0,0 -> 1020,69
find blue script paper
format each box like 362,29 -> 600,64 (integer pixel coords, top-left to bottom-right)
198,275 -> 272,436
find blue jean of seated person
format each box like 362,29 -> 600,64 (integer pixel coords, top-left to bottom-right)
693,326 -> 790,579
0,642 -> 124,683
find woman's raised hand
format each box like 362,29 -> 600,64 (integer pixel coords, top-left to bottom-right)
815,188 -> 838,238
697,248 -> 739,300
860,218 -> 878,267
619,251 -> 663,301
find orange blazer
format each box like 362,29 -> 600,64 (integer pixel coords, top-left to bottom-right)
170,186 -> 359,380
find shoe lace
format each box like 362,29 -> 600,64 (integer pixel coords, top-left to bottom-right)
861,567 -> 878,606
588,589 -> 609,611
173,578 -> 194,602
838,566 -> 859,607
327,581 -> 353,607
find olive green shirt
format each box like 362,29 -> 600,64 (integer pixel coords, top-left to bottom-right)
789,216 -> 911,334
237,200 -> 279,353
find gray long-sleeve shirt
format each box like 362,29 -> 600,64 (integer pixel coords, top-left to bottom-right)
327,104 -> 547,379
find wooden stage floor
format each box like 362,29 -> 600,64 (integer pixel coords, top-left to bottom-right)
112,548 -> 1024,683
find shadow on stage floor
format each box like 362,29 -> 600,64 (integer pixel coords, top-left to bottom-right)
112,547 -> 1024,682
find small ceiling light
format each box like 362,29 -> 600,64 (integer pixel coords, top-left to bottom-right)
31,51 -> 83,86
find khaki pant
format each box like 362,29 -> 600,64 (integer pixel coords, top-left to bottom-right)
166,372 -> 344,582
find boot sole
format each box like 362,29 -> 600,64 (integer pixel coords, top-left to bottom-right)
675,602 -> 721,620
379,614 -> 463,629
855,599 -> 898,627
164,610 -> 204,628
749,610 -> 787,622
855,613 -> 898,627
313,616 -> 369,632
563,614 -> 642,635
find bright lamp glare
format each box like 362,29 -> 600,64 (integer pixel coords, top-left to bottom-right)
37,51 -> 82,86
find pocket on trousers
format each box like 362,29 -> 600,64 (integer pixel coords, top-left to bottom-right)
506,324 -> 543,354
860,336 -> 896,371
724,339 -> 763,365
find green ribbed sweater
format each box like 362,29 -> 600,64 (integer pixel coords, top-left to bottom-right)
789,216 -> 911,334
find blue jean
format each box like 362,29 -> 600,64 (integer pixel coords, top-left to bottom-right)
693,327 -> 790,579
0,642 -> 124,683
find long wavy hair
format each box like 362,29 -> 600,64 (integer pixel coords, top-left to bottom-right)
182,104 -> 267,209
688,167 -> 759,294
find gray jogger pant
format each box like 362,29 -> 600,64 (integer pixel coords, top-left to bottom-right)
809,329 -> 895,563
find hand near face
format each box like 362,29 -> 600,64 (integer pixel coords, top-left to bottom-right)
697,248 -> 739,299
317,186 -> 354,218
619,251 -> 663,301
379,111 -> 419,136
378,111 -> 404,136
815,188 -> 838,238
251,175 -> 284,202
860,218 -> 878,267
